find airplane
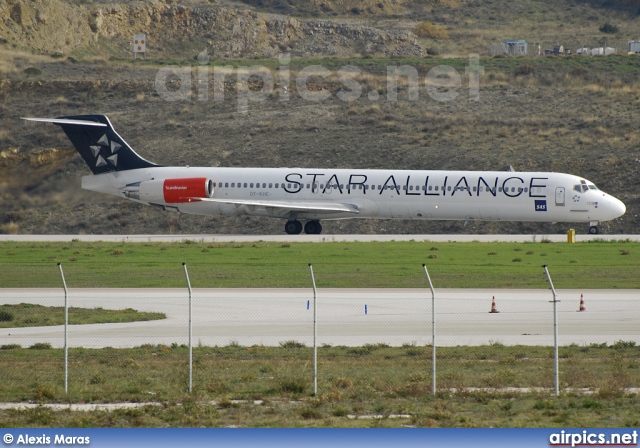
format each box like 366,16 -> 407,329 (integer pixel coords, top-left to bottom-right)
23,114 -> 626,235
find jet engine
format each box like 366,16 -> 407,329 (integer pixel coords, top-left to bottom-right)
123,178 -> 214,203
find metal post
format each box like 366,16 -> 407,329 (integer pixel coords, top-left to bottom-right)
543,265 -> 560,397
309,264 -> 317,396
58,263 -> 68,394
422,264 -> 436,396
183,263 -> 193,394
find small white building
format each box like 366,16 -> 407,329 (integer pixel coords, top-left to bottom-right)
629,40 -> 640,54
502,40 -> 528,56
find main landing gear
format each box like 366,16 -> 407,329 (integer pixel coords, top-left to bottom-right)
284,220 -> 322,235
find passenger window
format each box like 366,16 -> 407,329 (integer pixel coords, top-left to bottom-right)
269,183 -> 272,188
249,183 -> 252,188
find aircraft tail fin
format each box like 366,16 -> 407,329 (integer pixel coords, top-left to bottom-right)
22,114 -> 160,174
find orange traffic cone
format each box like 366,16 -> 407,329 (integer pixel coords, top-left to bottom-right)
489,296 -> 499,313
578,294 -> 586,312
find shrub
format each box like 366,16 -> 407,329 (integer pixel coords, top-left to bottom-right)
0,310 -> 14,322
0,221 -> 19,234
415,21 -> 450,39
599,23 -> 619,34
1,344 -> 21,350
23,67 -> 42,76
279,340 -> 306,349
29,342 -> 53,350
515,63 -> 535,77
611,340 -> 636,349
279,377 -> 306,394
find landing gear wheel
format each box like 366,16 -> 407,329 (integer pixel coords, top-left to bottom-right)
588,226 -> 600,235
304,220 -> 323,235
285,220 -> 303,235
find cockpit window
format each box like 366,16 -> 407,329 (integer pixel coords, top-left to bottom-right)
588,184 -> 597,190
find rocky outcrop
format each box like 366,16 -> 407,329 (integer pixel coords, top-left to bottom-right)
0,0 -> 424,58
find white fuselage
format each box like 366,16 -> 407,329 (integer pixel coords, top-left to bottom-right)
82,167 -> 626,225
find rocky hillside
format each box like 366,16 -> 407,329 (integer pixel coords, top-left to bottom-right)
0,0 -> 424,59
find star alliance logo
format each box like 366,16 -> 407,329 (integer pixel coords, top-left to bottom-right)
572,195 -> 580,203
89,134 -> 121,169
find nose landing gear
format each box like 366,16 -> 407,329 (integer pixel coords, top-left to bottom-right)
588,221 -> 600,235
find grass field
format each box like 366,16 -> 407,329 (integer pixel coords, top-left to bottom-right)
0,343 -> 638,427
0,303 -> 165,328
1,240 -> 638,289
2,240 -> 637,427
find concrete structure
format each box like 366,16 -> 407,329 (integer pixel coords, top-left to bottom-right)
503,40 -> 527,56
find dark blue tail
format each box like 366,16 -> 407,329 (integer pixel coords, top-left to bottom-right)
53,114 -> 160,174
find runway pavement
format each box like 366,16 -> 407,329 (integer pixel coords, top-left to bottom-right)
1,288 -> 637,348
1,234 -> 639,243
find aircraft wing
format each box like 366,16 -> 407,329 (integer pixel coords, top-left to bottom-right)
197,197 -> 359,214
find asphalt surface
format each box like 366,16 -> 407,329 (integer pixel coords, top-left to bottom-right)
1,288 -> 637,347
1,234 -> 639,243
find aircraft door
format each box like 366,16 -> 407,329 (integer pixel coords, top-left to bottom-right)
555,187 -> 565,206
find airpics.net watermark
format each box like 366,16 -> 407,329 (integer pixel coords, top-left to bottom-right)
154,53 -> 484,113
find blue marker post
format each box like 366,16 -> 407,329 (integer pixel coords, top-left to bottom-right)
307,300 -> 310,310
365,304 -> 368,315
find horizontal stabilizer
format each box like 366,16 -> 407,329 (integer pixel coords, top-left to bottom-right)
22,118 -> 108,127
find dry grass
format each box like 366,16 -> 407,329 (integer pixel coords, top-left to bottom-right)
415,22 -> 450,39
0,221 -> 19,234
0,48 -> 52,74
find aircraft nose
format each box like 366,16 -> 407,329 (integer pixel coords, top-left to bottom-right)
614,197 -> 626,218
606,195 -> 626,219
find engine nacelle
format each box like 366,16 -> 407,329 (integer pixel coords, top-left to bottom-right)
125,178 -> 214,203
